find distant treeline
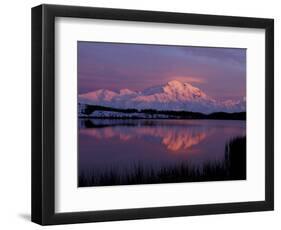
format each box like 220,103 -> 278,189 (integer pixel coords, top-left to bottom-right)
79,104 -> 246,120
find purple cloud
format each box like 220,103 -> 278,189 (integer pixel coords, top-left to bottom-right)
78,41 -> 246,101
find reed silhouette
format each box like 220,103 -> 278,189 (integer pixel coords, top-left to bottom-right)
79,136 -> 246,187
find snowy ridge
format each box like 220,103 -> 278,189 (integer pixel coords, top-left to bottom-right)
79,80 -> 246,113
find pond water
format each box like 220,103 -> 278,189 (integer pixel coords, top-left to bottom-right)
78,119 -> 246,186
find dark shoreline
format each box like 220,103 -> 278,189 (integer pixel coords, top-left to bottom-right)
79,116 -> 246,120
79,104 -> 246,120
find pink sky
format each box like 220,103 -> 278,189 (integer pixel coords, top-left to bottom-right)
78,42 -> 246,101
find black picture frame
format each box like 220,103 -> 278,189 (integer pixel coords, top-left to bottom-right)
31,4 -> 274,225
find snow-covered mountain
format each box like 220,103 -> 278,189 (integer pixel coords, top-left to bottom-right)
78,80 -> 246,114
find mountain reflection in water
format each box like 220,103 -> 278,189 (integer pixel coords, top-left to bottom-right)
78,119 -> 246,186
80,120 -> 209,152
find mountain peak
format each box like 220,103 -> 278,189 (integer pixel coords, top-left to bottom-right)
167,80 -> 184,87
78,81 -> 245,113
163,80 -> 206,99
166,80 -> 197,91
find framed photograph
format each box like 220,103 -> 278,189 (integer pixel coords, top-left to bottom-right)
31,4 -> 274,225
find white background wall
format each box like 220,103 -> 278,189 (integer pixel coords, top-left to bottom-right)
0,0 -> 279,229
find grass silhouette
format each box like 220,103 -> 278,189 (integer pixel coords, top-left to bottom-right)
79,136 -> 246,187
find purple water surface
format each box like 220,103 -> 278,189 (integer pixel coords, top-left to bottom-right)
78,119 -> 246,177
